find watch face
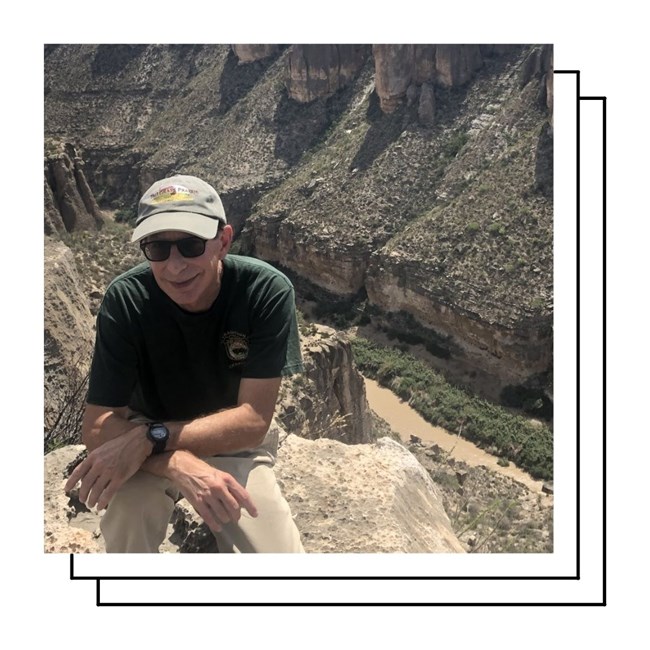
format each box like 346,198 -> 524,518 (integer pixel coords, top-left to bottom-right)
149,424 -> 168,441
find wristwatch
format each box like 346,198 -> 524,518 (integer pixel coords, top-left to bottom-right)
146,422 -> 170,455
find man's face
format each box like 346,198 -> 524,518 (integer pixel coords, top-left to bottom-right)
144,227 -> 232,312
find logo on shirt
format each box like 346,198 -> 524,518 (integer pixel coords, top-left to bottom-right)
223,331 -> 249,363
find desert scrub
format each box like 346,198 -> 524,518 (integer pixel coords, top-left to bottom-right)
351,337 -> 553,480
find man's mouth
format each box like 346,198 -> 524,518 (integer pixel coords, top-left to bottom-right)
169,275 -> 198,289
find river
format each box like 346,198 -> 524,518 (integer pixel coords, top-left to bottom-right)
364,378 -> 546,493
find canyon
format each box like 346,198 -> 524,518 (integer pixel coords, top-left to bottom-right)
45,43 -> 553,405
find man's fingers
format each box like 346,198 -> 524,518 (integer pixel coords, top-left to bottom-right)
194,503 -> 223,534
225,479 -> 258,518
86,474 -> 111,509
64,459 -> 90,493
77,464 -> 103,504
96,482 -> 118,512
209,500 -> 232,525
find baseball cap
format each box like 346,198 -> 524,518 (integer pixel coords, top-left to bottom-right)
131,175 -> 227,242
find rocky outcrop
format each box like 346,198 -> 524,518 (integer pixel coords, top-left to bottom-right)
286,45 -> 370,103
519,44 -> 552,89
231,44 -> 279,63
277,325 -> 374,444
44,431 -> 465,553
372,44 -> 484,113
44,239 -> 95,446
44,445 -> 103,553
519,44 -> 553,113
44,176 -> 65,236
275,433 -> 464,552
435,45 -> 483,87
373,44 -> 416,113
44,141 -> 104,235
241,215 -> 371,298
418,81 -> 435,126
365,265 -> 552,390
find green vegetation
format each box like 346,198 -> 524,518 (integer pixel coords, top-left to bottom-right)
351,337 -> 553,480
443,131 -> 470,159
114,207 -> 137,224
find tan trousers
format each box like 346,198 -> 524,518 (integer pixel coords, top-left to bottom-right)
100,454 -> 304,553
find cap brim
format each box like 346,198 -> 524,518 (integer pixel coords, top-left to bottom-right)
131,212 -> 222,242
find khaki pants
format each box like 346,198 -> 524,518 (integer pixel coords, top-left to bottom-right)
100,454 -> 304,553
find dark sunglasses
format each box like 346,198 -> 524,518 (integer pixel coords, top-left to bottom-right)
140,236 -> 207,262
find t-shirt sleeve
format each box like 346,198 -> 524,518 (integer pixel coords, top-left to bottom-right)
86,290 -> 138,407
241,280 -> 304,379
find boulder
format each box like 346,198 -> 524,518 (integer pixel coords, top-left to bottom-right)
275,434 -> 465,552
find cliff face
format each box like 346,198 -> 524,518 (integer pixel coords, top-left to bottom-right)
45,43 -> 553,398
285,45 -> 370,103
373,44 -> 485,113
277,324 -> 375,444
44,239 -> 95,445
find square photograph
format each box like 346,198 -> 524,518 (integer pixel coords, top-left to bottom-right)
44,44 -> 553,556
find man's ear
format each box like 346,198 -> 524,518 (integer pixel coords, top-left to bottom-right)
218,224 -> 234,258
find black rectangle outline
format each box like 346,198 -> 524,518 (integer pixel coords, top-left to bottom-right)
67,69 -> 607,607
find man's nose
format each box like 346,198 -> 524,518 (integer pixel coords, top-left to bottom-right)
165,243 -> 188,272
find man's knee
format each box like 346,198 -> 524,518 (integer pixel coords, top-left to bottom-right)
101,471 -> 177,553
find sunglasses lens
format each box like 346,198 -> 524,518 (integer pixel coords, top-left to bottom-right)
141,237 -> 207,261
177,237 -> 206,258
141,241 -> 171,261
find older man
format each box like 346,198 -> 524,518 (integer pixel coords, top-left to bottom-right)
66,175 -> 304,553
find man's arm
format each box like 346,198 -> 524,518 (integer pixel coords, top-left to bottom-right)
80,376 -> 281,455
65,376 -> 280,515
165,376 -> 281,456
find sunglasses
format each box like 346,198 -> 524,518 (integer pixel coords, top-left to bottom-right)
140,236 -> 207,262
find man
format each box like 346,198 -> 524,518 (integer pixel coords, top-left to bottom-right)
65,174 -> 305,553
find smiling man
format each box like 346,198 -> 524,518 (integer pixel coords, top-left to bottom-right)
65,175 -> 305,553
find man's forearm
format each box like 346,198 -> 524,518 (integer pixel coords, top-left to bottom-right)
166,403 -> 269,457
82,405 -> 148,452
84,403 -> 268,461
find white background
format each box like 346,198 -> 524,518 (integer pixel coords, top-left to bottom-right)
2,1 -> 645,646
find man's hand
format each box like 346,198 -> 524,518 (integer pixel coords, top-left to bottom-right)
65,424 -> 151,511
165,451 -> 258,534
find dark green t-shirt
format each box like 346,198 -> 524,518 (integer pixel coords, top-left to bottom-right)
87,254 -> 304,421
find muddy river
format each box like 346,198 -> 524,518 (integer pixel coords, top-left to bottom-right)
364,378 -> 546,493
